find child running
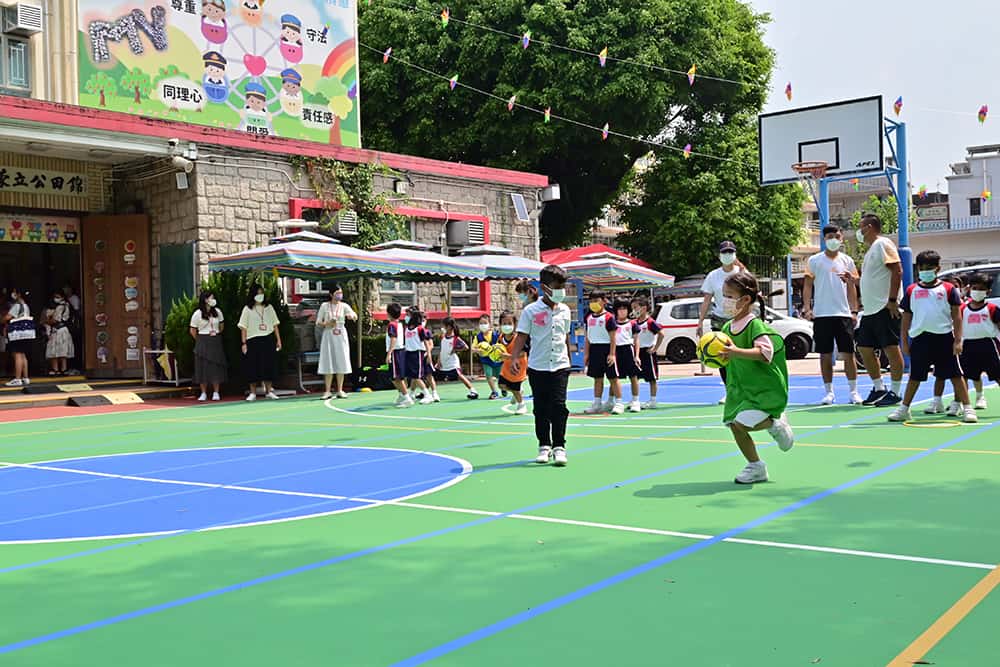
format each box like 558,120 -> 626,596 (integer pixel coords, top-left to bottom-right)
583,289 -> 618,414
436,316 -> 478,399
410,308 -> 441,403
632,296 -> 665,409
384,302 -> 412,408
889,250 -> 977,424
402,307 -> 434,405
497,309 -> 528,414
959,272 -> 1000,410
611,298 -> 641,413
717,272 -> 795,484
475,314 -> 504,399
510,264 -> 572,466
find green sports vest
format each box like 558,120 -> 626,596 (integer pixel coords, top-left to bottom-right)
721,317 -> 789,423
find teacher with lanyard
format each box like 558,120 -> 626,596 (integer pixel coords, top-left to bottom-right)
697,240 -> 746,404
238,282 -> 282,401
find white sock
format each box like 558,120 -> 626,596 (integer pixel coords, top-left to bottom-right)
848,380 -> 857,393
873,378 -> 885,391
891,380 -> 902,395
824,382 -> 833,393
932,396 -> 943,404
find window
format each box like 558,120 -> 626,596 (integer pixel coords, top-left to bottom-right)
378,279 -> 415,308
671,302 -> 701,320
969,197 -> 982,216
449,279 -> 479,308
0,36 -> 30,94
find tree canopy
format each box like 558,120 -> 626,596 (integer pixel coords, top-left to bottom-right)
358,0 -> 775,246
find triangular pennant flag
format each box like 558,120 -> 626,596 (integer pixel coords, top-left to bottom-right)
683,143 -> 692,158
598,46 -> 608,67
522,31 -> 531,49
687,64 -> 697,86
601,123 -> 609,140
544,107 -> 551,123
448,75 -> 458,90
440,7 -> 449,27
784,82 -> 792,101
507,95 -> 516,112
382,47 -> 392,63
978,104 -> 989,124
893,96 -> 903,116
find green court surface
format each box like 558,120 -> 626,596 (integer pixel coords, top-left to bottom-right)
2,376 -> 999,666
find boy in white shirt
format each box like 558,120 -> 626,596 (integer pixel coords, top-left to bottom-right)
510,265 -> 572,466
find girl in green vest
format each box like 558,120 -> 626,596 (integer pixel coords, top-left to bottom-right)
718,272 -> 795,484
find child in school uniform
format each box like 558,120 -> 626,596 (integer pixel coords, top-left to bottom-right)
402,307 -> 434,405
384,302 -> 412,408
583,289 -> 618,414
927,275 -> 968,415
410,308 -> 441,403
497,309 -> 528,414
510,264 -> 572,466
610,298 -> 641,413
959,272 -> 1000,410
475,314 -> 504,399
717,272 -> 795,484
889,250 -> 977,424
632,296 -> 665,409
436,316 -> 478,399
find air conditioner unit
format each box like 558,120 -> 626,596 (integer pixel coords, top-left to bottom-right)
330,209 -> 358,237
4,4 -> 43,36
446,219 -> 485,247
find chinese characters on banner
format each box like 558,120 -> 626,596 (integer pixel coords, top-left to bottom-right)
0,167 -> 87,198
0,214 -> 81,244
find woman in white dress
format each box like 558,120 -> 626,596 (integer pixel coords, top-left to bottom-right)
316,285 -> 357,399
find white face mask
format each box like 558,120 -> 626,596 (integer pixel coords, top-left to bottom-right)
970,289 -> 988,302
500,324 -> 514,335
254,294 -> 265,303
478,323 -> 490,332
719,252 -> 736,266
207,298 -> 217,307
825,238 -> 842,252
54,297 -> 64,304
855,228 -> 865,243
722,296 -> 740,317
549,288 -> 566,303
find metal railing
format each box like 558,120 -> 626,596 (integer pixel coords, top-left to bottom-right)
947,216 -> 1000,231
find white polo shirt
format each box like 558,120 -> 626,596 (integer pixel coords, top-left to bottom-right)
516,298 -> 571,372
701,265 -> 744,318
805,251 -> 858,318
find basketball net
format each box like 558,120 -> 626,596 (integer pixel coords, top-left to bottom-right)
791,161 -> 828,205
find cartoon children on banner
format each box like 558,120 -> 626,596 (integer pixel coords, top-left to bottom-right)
240,82 -> 273,135
279,14 -> 303,63
279,68 -> 303,116
201,0 -> 228,44
202,51 -> 230,103
239,0 -> 263,26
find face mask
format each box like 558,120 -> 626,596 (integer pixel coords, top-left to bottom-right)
517,293 -> 529,304
500,324 -> 514,335
254,294 -> 265,303
825,238 -> 842,252
971,289 -> 988,302
722,296 -> 740,317
855,228 -> 865,243
332,292 -> 342,301
719,253 -> 736,266
549,288 -> 566,303
404,315 -> 411,324
918,270 -> 937,283
54,297 -> 64,304
589,301 -> 604,314
479,323 -> 490,332
207,298 -> 217,307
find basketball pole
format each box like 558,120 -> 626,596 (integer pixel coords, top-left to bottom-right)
891,121 -> 913,288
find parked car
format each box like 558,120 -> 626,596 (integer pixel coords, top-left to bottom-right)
653,297 -> 814,363
938,263 -> 1000,306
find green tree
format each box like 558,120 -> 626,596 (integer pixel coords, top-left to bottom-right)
619,116 -> 805,277
84,72 -> 118,107
314,76 -> 355,145
120,67 -> 153,104
359,0 -> 774,246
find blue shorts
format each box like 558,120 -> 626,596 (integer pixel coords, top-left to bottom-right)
404,350 -> 428,380
389,349 -> 407,381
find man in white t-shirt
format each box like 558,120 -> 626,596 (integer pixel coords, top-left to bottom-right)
853,214 -> 905,407
802,224 -> 862,405
697,240 -> 745,402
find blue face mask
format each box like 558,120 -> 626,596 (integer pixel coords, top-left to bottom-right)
918,269 -> 937,283
517,293 -> 529,304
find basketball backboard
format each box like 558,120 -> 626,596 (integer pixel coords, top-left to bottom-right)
758,96 -> 884,185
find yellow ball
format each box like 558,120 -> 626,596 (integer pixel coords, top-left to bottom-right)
360,387 -> 372,393
488,344 -> 506,363
697,331 -> 732,369
476,341 -> 493,355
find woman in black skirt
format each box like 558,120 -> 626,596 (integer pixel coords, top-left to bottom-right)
189,290 -> 227,401
237,282 -> 282,400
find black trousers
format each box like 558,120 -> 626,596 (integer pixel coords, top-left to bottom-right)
527,368 -> 570,449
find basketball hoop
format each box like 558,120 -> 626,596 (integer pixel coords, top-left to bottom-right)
791,161 -> 828,203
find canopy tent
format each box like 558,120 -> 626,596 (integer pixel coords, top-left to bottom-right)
370,240 -> 484,281
561,253 -> 675,290
208,240 -> 402,280
269,230 -> 340,244
456,244 -> 546,280
540,243 -> 653,269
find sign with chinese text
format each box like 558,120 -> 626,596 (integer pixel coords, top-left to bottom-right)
77,0 -> 360,147
915,204 -> 949,231
0,214 -> 81,244
0,166 -> 87,198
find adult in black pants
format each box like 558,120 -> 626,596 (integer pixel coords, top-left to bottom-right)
237,282 -> 283,401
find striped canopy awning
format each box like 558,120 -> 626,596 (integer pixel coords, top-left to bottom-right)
208,240 -> 403,280
457,244 -> 546,280
371,245 -> 485,281
561,256 -> 675,290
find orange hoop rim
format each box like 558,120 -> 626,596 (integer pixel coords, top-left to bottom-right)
791,160 -> 829,180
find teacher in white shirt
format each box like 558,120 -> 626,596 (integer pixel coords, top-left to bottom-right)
238,282 -> 282,401
316,284 -> 357,399
189,290 -> 227,402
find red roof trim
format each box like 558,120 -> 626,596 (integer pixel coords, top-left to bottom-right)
540,244 -> 652,268
0,95 -> 549,188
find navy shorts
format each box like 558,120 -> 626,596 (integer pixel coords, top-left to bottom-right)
403,350 -> 427,380
611,345 -> 638,379
637,348 -> 658,383
961,338 -> 1000,382
434,368 -> 464,382
909,332 -> 962,382
389,349 -> 407,380
586,343 -> 614,379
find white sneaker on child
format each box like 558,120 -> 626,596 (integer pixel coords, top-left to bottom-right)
628,399 -> 642,413
975,396 -> 988,410
924,400 -> 944,415
552,447 -> 568,466
399,396 -> 415,408
611,402 -> 625,415
535,446 -> 552,464
820,392 -> 835,406
467,390 -> 479,400
888,405 -> 911,422
963,407 -> 979,423
735,460 -> 768,484
515,402 -> 528,415
266,391 -> 280,400
767,414 -> 795,452
849,391 -> 864,405
337,391 -> 349,399
946,401 -> 961,417
642,398 -> 658,409
419,396 -> 434,405
432,391 -> 441,402
212,392 -> 221,401
245,392 -> 256,401
584,399 -> 602,414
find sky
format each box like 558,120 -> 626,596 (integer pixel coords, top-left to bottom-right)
749,0 -> 999,194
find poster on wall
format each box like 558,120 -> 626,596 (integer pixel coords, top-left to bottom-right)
0,215 -> 80,244
77,0 -> 360,147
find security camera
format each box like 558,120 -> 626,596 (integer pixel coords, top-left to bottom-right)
171,156 -> 194,173
167,138 -> 179,148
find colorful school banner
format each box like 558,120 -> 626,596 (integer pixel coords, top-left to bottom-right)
77,0 -> 360,147
0,214 -> 81,244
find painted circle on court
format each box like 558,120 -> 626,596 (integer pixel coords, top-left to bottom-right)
902,420 -> 961,428
0,446 -> 470,544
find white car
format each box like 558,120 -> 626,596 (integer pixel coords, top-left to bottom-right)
938,263 -> 1000,306
653,297 -> 814,363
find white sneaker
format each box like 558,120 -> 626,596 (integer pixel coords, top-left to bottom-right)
394,393 -> 407,406
338,391 -> 350,399
849,391 -> 864,405
975,396 -> 988,410
820,392 -> 835,406
321,392 -> 333,400
767,414 -> 795,452
628,399 -> 642,413
5,378 -> 22,387
22,378 -> 29,386
397,396 -> 415,408
535,446 -> 552,464
611,402 -> 625,415
432,391 -> 441,402
946,401 -> 961,417
888,405 -> 911,422
419,396 -> 434,405
212,392 -> 221,401
245,392 -> 257,401
735,460 -> 768,484
198,392 -> 207,402
642,398 -> 658,409
552,447 -> 568,466
584,399 -> 602,415
963,407 -> 979,423
266,391 -> 280,400
515,402 -> 528,415
924,401 -> 944,415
